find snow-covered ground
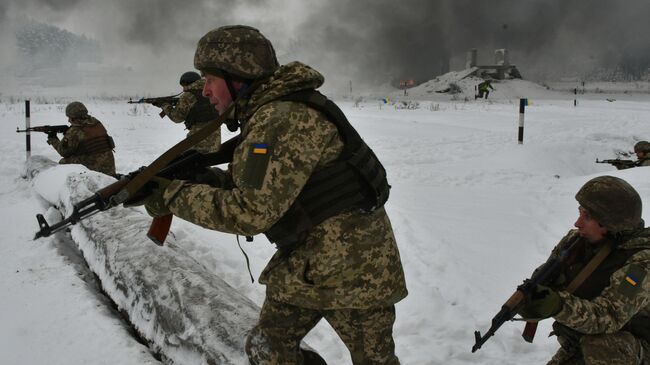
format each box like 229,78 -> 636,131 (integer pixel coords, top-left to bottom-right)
1,80 -> 649,364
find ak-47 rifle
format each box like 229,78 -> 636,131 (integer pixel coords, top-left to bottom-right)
472,237 -> 581,353
33,134 -> 240,245
595,158 -> 637,170
16,125 -> 69,138
128,93 -> 182,118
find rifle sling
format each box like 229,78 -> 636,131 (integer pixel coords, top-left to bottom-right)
523,241 -> 614,341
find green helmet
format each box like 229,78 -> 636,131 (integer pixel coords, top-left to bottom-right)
65,101 -> 88,119
575,176 -> 642,233
634,141 -> 650,153
180,71 -> 201,86
193,25 -> 279,81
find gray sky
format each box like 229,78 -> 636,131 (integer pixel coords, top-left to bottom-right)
2,0 -> 650,95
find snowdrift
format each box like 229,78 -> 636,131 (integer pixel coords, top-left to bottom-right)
26,156 -> 319,364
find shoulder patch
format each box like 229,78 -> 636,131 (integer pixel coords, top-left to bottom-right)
241,143 -> 272,189
618,264 -> 647,297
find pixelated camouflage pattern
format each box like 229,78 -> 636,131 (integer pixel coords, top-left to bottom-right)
547,332 -> 644,365
162,61 -> 407,309
246,298 -> 400,365
194,25 -> 279,80
542,228 -> 650,364
47,116 -> 116,176
161,79 -> 220,153
65,101 -> 88,119
637,156 -> 650,167
575,176 -> 642,233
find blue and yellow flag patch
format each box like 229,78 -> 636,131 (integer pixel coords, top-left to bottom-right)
619,264 -> 646,297
252,143 -> 269,154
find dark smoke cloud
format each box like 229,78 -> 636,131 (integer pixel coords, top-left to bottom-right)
2,0 -> 650,96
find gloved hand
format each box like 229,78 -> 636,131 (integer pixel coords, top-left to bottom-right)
143,177 -> 173,218
47,136 -> 58,145
194,167 -> 233,188
517,284 -> 563,320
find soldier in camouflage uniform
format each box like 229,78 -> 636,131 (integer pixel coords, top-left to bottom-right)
140,25 -> 408,364
517,176 -> 650,365
155,71 -> 221,153
634,141 -> 650,167
47,101 -> 116,176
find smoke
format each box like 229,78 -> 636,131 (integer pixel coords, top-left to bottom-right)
2,0 -> 650,96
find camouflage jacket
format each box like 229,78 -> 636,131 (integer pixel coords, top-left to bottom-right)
161,79 -> 218,126
637,156 -> 650,167
161,61 -> 408,309
548,229 -> 650,335
48,116 -> 116,176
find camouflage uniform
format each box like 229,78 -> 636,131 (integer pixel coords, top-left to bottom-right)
538,177 -> 650,365
48,102 -> 116,176
160,78 -> 221,153
158,26 -> 407,364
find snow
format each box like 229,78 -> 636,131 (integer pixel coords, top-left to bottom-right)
1,78 -> 650,364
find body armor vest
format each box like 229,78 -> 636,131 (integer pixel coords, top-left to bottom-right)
78,122 -> 114,155
186,90 -> 220,128
557,239 -> 648,341
259,90 -> 390,249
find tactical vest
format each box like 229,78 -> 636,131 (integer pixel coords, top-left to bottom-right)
256,90 -> 391,249
186,90 -> 220,128
558,239 -> 649,341
78,121 -> 115,155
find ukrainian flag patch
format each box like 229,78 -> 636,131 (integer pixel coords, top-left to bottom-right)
618,264 -> 646,297
252,143 -> 269,154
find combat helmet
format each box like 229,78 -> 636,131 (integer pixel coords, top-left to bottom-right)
575,176 -> 642,234
180,71 -> 201,86
634,140 -> 650,153
193,25 -> 279,81
65,101 -> 88,119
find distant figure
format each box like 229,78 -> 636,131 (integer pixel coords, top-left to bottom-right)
48,101 -> 116,176
154,71 -> 221,153
634,141 -> 650,167
476,79 -> 494,99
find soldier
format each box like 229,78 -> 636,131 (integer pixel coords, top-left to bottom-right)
475,79 -> 494,99
139,25 -> 408,364
48,101 -> 116,176
154,71 -> 221,153
517,176 -> 650,365
634,141 -> 650,167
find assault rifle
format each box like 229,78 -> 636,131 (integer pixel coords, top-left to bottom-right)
472,237 -> 581,353
16,125 -> 69,138
128,93 -> 182,118
33,135 -> 240,245
595,158 -> 637,170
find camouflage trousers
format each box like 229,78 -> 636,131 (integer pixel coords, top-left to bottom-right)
187,122 -> 221,153
547,331 -> 646,365
245,298 -> 400,365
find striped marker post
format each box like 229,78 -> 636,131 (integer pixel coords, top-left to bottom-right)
518,98 -> 528,144
25,100 -> 31,160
